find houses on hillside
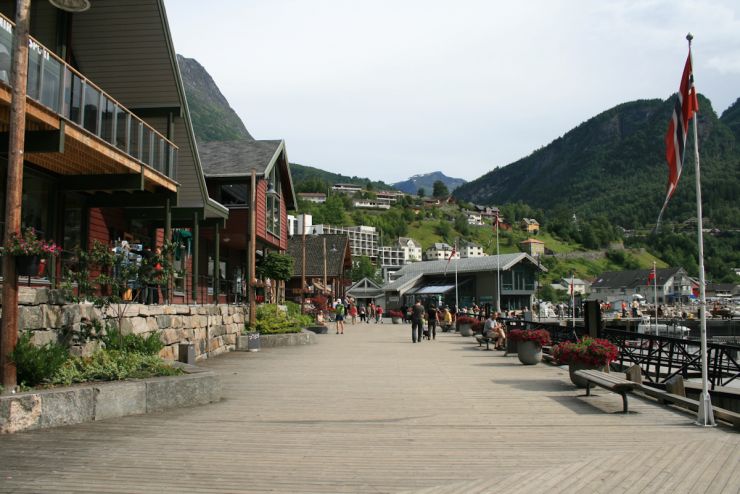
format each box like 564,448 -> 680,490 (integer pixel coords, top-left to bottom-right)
521,218 -> 540,234
425,243 -> 458,261
589,268 -> 695,304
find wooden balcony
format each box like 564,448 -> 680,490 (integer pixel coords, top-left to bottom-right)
0,13 -> 177,194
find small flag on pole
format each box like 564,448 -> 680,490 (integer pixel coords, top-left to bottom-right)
657,53 -> 699,226
444,244 -> 457,276
647,266 -> 656,285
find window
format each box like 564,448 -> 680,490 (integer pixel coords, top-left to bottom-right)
265,166 -> 281,236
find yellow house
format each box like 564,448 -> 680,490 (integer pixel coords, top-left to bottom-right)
521,218 -> 540,234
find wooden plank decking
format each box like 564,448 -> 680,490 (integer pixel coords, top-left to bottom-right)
0,323 -> 738,493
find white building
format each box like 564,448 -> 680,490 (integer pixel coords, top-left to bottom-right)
353,199 -> 391,210
459,242 -> 486,258
551,278 -> 591,295
310,224 -> 379,261
297,192 -> 327,203
379,246 -> 406,267
425,243 -> 458,260
331,183 -> 363,195
467,212 -> 483,226
288,213 -> 313,236
398,237 -> 422,262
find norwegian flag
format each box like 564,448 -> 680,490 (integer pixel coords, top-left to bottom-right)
444,244 -> 457,275
658,53 -> 698,225
647,266 -> 657,285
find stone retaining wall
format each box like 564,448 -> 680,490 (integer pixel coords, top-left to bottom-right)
0,365 -> 220,434
5,288 -> 247,362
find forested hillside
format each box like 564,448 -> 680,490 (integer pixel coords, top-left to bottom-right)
454,96 -> 740,230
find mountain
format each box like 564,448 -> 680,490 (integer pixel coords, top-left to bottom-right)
290,163 -> 396,192
454,96 -> 740,229
177,55 -> 253,142
392,171 -> 467,195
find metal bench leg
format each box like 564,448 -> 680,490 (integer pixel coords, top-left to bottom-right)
621,393 -> 629,413
585,382 -> 591,397
485,339 -> 491,351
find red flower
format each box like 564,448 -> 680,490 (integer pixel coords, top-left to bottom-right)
509,329 -> 552,347
552,338 -> 619,366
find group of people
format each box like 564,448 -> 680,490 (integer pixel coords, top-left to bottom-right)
408,300 -> 454,343
314,297 -> 385,335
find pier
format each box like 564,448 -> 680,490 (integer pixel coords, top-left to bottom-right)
1,324 -> 738,493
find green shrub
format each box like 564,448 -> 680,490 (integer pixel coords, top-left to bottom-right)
52,349 -> 181,386
246,305 -> 304,334
100,325 -> 164,355
10,332 -> 69,387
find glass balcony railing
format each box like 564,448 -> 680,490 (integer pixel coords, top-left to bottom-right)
0,14 -> 177,179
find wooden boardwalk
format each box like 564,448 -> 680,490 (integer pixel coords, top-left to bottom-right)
0,323 -> 738,493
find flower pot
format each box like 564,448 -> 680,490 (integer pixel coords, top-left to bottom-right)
568,361 -> 608,388
15,255 -> 41,277
517,340 -> 542,365
391,317 -> 402,324
459,324 -> 473,337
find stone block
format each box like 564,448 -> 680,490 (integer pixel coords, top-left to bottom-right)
160,345 -> 178,362
120,316 -> 149,335
163,305 -> 177,315
145,373 -> 221,413
155,315 -> 172,328
37,387 -> 96,429
0,394 -> 42,433
161,328 -> 181,346
223,333 -> 237,346
170,315 -> 183,328
147,318 -> 159,332
18,306 -> 44,330
30,330 -> 58,346
210,324 -> 227,337
18,287 -> 49,306
41,305 -> 62,329
69,340 -> 103,357
175,305 -> 191,315
93,382 -> 146,421
62,304 -> 82,326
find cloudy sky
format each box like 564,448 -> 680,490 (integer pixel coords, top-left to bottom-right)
164,0 -> 740,183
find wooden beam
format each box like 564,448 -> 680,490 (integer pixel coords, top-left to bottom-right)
129,106 -> 182,118
60,173 -> 144,192
0,124 -> 65,153
84,191 -> 174,208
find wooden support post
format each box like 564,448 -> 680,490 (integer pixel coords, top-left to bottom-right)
164,197 -> 171,304
214,223 -> 220,303
249,169 -> 257,327
1,0 -> 30,389
192,211 -> 199,303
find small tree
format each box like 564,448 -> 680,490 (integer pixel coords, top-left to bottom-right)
417,187 -> 426,198
256,252 -> 294,304
432,180 -> 449,198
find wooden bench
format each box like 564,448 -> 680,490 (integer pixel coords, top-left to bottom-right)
574,369 -> 639,413
475,333 -> 495,350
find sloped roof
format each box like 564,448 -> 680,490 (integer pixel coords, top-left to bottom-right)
383,253 -> 546,293
591,268 -> 685,289
199,140 -> 283,176
347,277 -> 384,298
287,234 -> 351,277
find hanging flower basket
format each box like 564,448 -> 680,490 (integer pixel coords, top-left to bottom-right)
1,227 -> 60,278
15,255 -> 41,277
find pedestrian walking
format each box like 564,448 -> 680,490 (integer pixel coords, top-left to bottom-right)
335,300 -> 346,334
426,303 -> 438,340
411,299 -> 424,343
349,303 -> 357,325
375,305 -> 383,323
359,304 -> 366,323
369,302 -> 376,323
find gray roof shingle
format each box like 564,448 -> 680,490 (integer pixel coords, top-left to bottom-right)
199,139 -> 283,177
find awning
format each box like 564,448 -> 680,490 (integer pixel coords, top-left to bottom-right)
414,284 -> 456,295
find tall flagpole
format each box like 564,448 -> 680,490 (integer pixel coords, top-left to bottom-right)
570,272 -> 575,332
454,240 -> 459,314
687,34 -> 714,427
495,217 -> 501,313
653,262 -> 659,337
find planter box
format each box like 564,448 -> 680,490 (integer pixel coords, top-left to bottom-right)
237,331 -> 316,350
0,364 -> 220,434
306,325 -> 328,334
391,317 -> 402,324
517,340 -> 543,365
459,324 -> 474,337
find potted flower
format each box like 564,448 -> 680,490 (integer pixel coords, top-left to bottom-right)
456,315 -> 477,336
1,227 -> 61,277
509,329 -> 551,365
552,337 -> 619,387
471,321 -> 484,334
389,310 -> 404,324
